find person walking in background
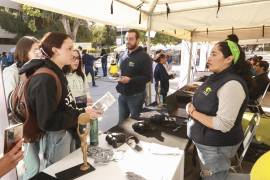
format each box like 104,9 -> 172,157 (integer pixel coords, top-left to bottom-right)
100,48 -> 108,77
82,49 -> 97,87
1,52 -> 8,69
7,52 -> 14,66
116,29 -> 152,123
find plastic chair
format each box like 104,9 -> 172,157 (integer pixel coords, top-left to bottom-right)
231,112 -> 261,172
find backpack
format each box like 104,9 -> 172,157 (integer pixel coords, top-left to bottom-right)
8,67 -> 62,143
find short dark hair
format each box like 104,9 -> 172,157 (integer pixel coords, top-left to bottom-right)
82,49 -> 87,54
78,46 -> 82,50
127,29 -> 140,39
40,32 -> 71,58
155,53 -> 166,63
14,36 -> 39,65
257,60 -> 269,71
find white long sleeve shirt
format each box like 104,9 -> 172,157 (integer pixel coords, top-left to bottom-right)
212,80 -> 246,133
66,72 -> 90,103
3,64 -> 19,101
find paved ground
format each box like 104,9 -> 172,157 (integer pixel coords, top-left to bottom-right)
88,65 -> 181,132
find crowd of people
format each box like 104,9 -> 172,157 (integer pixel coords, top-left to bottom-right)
0,30 -> 269,180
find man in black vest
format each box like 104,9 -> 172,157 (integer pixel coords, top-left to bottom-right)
116,29 -> 152,123
186,35 -> 250,180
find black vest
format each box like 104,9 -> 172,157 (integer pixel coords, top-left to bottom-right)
187,68 -> 249,146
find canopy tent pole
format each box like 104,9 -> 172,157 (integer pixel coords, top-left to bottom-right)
187,38 -> 193,84
145,15 -> 152,105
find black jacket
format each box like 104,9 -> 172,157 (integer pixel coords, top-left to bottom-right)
116,46 -> 152,96
20,59 -> 84,131
250,72 -> 270,101
82,53 -> 95,67
100,52 -> 108,64
154,63 -> 173,95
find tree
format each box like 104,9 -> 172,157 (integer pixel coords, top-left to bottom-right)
137,30 -> 181,45
152,32 -> 181,45
21,5 -> 88,41
0,8 -> 31,40
90,25 -> 117,48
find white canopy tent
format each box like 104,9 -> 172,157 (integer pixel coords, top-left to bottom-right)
9,0 -> 270,86
9,0 -> 270,41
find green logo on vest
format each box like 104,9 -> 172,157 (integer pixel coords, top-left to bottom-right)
203,86 -> 212,96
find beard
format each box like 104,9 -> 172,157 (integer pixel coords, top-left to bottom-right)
126,42 -> 138,51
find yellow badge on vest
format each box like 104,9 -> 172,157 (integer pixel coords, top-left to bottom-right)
203,86 -> 212,96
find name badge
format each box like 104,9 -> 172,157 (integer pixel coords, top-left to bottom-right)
129,62 -> 135,67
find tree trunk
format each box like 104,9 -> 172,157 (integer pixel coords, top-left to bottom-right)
60,16 -> 82,41
72,19 -> 81,41
60,15 -> 72,38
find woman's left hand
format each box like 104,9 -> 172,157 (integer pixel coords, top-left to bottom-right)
186,102 -> 196,116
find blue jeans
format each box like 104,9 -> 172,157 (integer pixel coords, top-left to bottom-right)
118,91 -> 146,123
102,63 -> 107,77
43,130 -> 76,167
23,142 -> 40,180
194,142 -> 241,180
22,131 -> 75,179
85,66 -> 95,86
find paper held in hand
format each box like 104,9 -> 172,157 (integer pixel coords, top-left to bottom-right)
92,92 -> 116,113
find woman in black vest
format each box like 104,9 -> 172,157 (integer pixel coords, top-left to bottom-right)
186,34 -> 252,180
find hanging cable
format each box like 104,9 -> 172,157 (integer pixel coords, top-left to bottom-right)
139,11 -> 142,24
262,25 -> 265,37
216,0 -> 221,18
111,0 -> 113,14
166,3 -> 170,19
136,2 -> 144,24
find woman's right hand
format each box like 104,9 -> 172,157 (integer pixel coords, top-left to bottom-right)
85,106 -> 102,119
0,139 -> 24,177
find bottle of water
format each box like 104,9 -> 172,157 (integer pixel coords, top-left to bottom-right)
90,118 -> 99,146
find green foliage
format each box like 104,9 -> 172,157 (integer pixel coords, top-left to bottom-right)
137,30 -> 180,45
90,25 -> 117,48
21,5 -> 43,32
0,10 -> 31,38
77,26 -> 91,42
22,5 -> 41,17
152,32 -> 181,44
0,5 -> 117,45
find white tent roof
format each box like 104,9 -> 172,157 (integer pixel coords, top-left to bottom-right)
10,0 -> 270,41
